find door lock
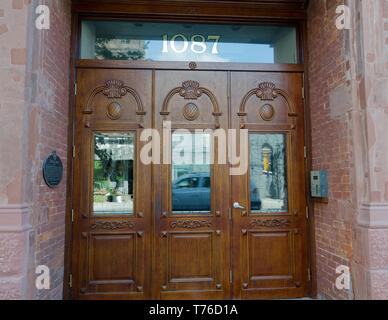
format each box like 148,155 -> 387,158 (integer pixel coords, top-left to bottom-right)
233,202 -> 245,210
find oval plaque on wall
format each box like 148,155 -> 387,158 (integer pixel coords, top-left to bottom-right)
43,151 -> 63,188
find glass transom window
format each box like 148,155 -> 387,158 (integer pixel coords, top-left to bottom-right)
80,20 -> 298,64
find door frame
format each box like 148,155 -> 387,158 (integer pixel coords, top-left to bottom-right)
64,0 -> 316,299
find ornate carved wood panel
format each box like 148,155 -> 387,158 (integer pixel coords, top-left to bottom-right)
160,80 -> 222,128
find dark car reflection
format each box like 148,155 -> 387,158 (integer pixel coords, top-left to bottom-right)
172,173 -> 261,212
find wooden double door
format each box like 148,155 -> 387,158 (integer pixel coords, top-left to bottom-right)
71,66 -> 309,300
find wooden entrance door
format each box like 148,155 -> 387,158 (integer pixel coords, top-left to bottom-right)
72,68 -> 152,299
230,72 -> 308,299
153,71 -> 230,299
71,66 -> 308,300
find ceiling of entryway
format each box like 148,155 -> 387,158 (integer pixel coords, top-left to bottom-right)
73,0 -> 308,6
72,1 -> 308,21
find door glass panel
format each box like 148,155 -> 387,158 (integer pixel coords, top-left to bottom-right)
93,132 -> 135,215
80,20 -> 298,64
249,133 -> 288,213
171,132 -> 211,214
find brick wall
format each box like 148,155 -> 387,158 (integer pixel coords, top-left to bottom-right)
0,0 -> 71,299
308,0 -> 388,300
27,0 -> 71,300
307,0 -> 355,299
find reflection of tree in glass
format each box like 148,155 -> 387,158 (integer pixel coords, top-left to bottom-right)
94,135 -> 124,189
269,146 -> 284,200
95,38 -> 149,60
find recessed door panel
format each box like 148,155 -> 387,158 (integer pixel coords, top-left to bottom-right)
162,231 -> 221,292
245,230 -> 295,283
89,233 -> 136,282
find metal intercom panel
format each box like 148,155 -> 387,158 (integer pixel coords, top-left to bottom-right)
311,171 -> 328,198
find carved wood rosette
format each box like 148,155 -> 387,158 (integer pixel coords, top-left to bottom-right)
83,79 -> 146,128
238,81 -> 297,128
106,102 -> 122,120
161,80 -> 222,128
170,220 -> 212,229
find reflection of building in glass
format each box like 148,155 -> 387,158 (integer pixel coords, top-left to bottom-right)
171,133 -> 212,213
93,133 -> 135,214
95,38 -> 147,60
80,20 -> 297,63
262,144 -> 272,174
171,133 -> 211,181
250,134 -> 287,212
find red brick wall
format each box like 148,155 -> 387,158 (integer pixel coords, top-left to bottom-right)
26,0 -> 71,299
308,0 -> 355,299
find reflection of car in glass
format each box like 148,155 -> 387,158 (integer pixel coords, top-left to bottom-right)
172,173 -> 210,212
172,173 -> 261,212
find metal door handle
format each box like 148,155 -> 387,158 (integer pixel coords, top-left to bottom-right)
233,202 -> 245,210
